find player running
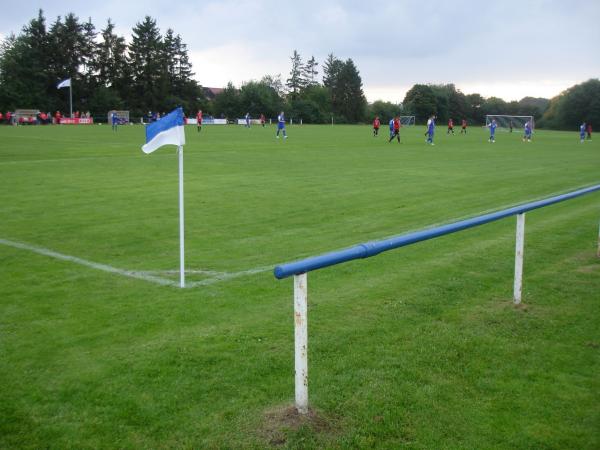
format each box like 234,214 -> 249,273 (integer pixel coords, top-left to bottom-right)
426,115 -> 435,145
276,111 -> 287,139
460,119 -> 467,134
488,119 -> 497,143
260,113 -> 266,127
447,118 -> 454,134
580,122 -> 586,143
587,122 -> 592,140
373,116 -> 380,136
245,112 -> 251,128
523,121 -> 532,142
388,116 -> 401,143
196,110 -> 202,132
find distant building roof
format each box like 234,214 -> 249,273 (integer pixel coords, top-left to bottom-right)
203,87 -> 224,99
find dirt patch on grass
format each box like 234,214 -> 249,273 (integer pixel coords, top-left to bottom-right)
259,404 -> 338,447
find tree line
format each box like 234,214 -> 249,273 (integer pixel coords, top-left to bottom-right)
0,10 -> 598,127
0,10 -> 203,117
212,51 -> 368,123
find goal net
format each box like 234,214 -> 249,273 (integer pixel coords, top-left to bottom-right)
108,110 -> 129,124
14,109 -> 40,124
400,115 -> 416,126
485,115 -> 534,131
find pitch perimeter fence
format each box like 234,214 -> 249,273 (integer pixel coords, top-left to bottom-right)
274,184 -> 600,414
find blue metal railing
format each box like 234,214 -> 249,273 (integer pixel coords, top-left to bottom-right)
274,184 -> 600,279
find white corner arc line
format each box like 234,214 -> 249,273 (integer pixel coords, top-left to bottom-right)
185,266 -> 272,287
0,237 -> 272,288
0,238 -> 176,287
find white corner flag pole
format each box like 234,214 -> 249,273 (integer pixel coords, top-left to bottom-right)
178,145 -> 185,288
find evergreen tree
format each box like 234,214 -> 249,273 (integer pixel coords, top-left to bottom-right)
48,14 -> 84,81
163,29 -> 178,86
304,56 -> 319,86
95,19 -> 128,90
286,50 -> 306,97
322,53 -> 343,89
80,18 -> 97,81
322,53 -> 343,117
128,16 -> 167,113
0,10 -> 51,109
334,59 -> 366,122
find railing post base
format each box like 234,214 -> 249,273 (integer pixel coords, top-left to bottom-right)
294,273 -> 308,414
513,213 -> 525,304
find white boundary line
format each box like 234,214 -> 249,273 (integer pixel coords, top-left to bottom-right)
0,237 -> 270,288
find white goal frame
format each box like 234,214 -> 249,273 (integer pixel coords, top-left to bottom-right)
485,115 -> 534,131
108,110 -> 129,124
400,115 -> 416,126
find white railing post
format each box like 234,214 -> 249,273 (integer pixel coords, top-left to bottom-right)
294,273 -> 308,414
513,213 -> 525,304
597,219 -> 600,258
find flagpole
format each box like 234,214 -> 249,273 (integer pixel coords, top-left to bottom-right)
69,83 -> 73,118
178,145 -> 185,288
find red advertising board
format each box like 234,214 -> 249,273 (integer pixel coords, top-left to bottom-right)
59,118 -> 94,125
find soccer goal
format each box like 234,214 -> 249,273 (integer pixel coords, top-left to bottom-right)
485,115 -> 534,131
400,115 -> 416,126
108,110 -> 129,124
14,109 -> 40,125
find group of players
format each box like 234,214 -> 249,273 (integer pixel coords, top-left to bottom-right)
372,115 -> 536,145
138,108 -> 592,144
194,110 -> 285,137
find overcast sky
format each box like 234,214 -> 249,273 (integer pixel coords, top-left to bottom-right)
1,0 -> 599,102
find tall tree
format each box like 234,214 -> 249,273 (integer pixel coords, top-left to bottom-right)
128,16 -> 167,112
286,50 -> 306,97
304,56 -> 319,86
0,10 -> 53,110
322,53 -> 343,89
333,59 -> 367,122
95,19 -> 128,89
162,28 -> 178,86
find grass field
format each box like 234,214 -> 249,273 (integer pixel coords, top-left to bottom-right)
1,122 -> 599,449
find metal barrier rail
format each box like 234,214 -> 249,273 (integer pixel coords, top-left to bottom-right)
274,184 -> 600,414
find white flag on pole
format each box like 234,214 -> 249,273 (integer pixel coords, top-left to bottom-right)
142,107 -> 186,154
141,106 -> 187,288
57,78 -> 71,89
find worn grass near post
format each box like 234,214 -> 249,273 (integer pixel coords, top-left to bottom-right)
1,123 -> 599,448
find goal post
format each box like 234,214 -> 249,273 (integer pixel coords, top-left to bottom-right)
108,110 -> 129,124
485,115 -> 534,131
400,115 -> 416,126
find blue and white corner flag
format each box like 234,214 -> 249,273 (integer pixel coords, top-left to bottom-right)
142,107 -> 186,154
57,78 -> 71,89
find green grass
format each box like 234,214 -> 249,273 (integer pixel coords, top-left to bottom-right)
0,123 -> 599,449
